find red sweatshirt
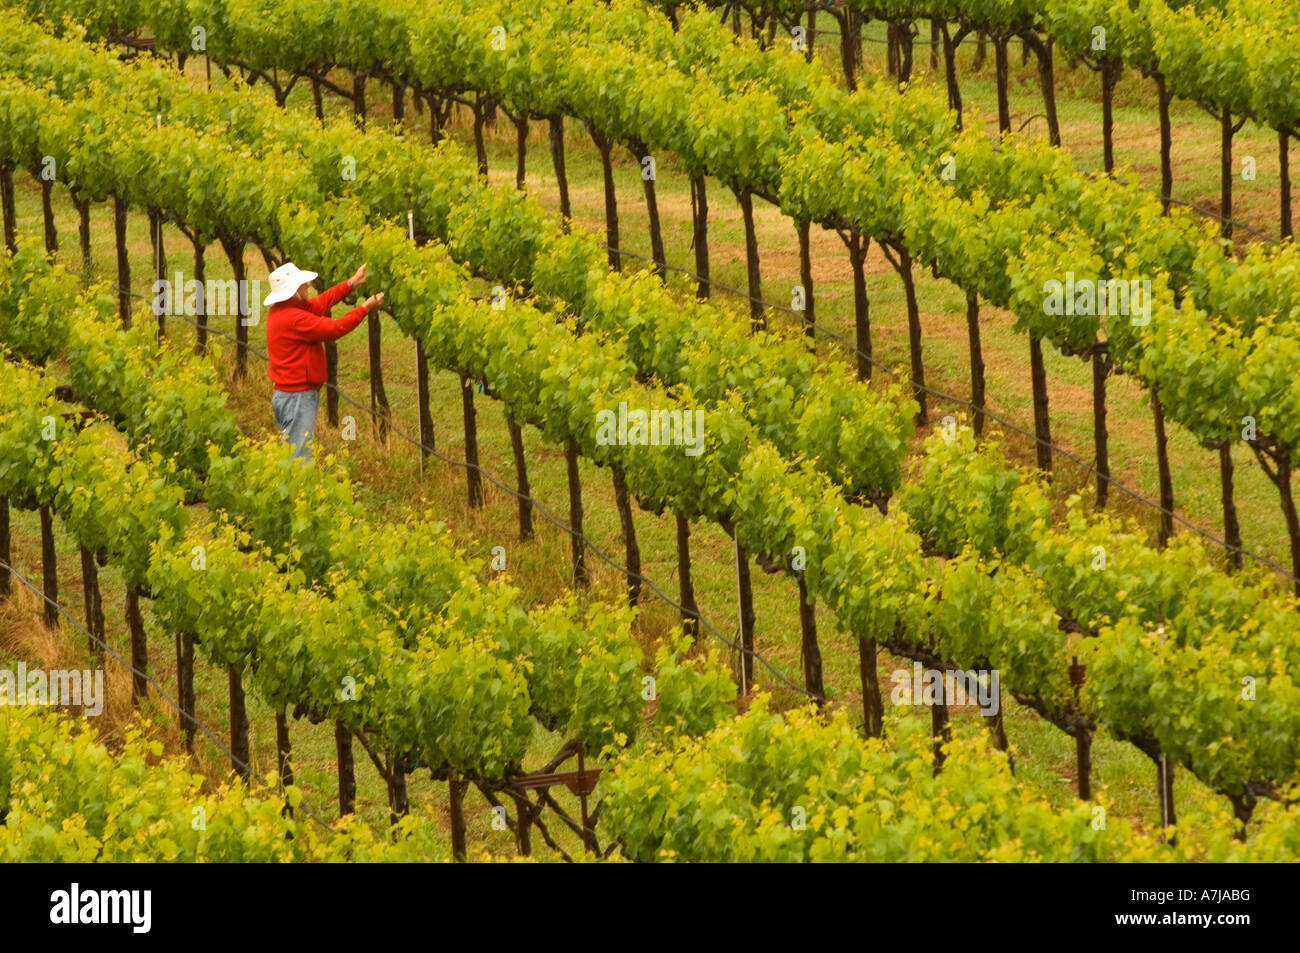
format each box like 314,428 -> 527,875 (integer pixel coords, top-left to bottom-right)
266,281 -> 368,391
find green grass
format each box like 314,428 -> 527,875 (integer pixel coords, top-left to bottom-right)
3,27 -> 1293,857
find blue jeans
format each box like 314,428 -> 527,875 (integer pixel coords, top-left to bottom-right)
271,388 -> 320,462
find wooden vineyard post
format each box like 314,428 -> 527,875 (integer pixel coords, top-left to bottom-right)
72,190 -> 91,273
631,139 -> 666,278
39,506 -> 58,629
40,175 -> 56,254
508,415 -> 533,541
1029,334 -> 1052,472
335,720 -> 355,817
325,342 -> 339,425
366,310 -> 390,441
415,341 -> 433,474
1228,794 -> 1255,842
80,545 -> 105,661
941,23 -> 962,128
0,162 -> 15,254
565,437 -> 588,587
675,513 -> 700,642
228,665 -> 250,781
689,173 -> 710,299
409,201 -> 433,473
845,228 -> 871,381
931,676 -> 950,773
984,708 -> 1011,764
1035,35 -> 1061,147
392,80 -> 405,125
192,233 -> 207,355
1151,387 -> 1175,547
1219,441 -> 1242,570
1155,74 -> 1174,215
353,71 -> 367,131
125,586 -> 147,703
1220,107 -> 1232,240
514,114 -> 528,190
388,755 -> 409,823
114,194 -> 131,327
612,466 -> 640,607
738,189 -> 763,332
798,574 -> 822,703
276,709 -> 293,817
549,114 -> 571,224
797,218 -> 814,344
426,94 -> 444,145
152,209 -> 165,341
308,75 -> 322,118
460,372 -> 483,507
1070,657 -> 1090,799
1101,60 -> 1119,174
857,635 -> 884,738
153,106 -> 165,343
734,537 -> 753,692
449,770 -> 467,861
1092,345 -> 1111,507
472,94 -> 489,176
966,292 -> 985,435
994,36 -> 1011,135
1157,756 -> 1176,839
1075,728 -> 1093,801
587,122 -> 620,271
1281,128 -> 1292,239
836,6 -> 860,91
1251,445 -> 1300,595
513,793 -> 534,856
177,631 -> 195,751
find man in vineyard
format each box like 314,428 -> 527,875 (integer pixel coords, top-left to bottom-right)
264,261 -> 384,462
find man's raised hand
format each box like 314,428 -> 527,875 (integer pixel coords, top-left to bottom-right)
363,292 -> 385,313
348,263 -> 369,290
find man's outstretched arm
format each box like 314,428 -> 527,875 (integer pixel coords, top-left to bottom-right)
305,280 -> 353,315
296,292 -> 386,342
306,263 -> 369,315
295,303 -> 368,342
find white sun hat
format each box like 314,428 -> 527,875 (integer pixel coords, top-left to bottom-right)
263,262 -> 319,307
